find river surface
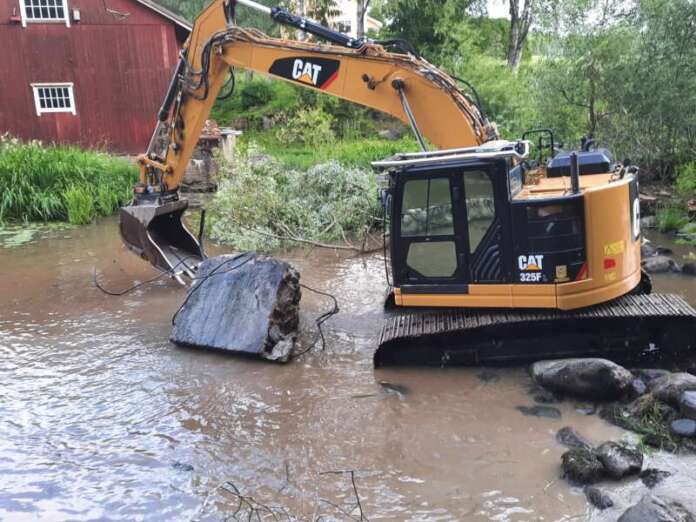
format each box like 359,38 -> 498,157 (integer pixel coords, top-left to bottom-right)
1,219 -> 695,521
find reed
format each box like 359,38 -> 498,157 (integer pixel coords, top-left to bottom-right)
0,135 -> 137,223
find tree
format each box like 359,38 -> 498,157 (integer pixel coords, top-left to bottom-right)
506,0 -> 534,72
356,0 -> 370,38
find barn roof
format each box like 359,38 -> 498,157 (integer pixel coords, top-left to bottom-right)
135,0 -> 193,32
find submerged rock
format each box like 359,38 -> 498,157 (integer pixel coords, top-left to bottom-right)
170,254 -> 301,362
640,468 -> 672,489
679,391 -> 696,420
682,263 -> 696,277
531,358 -> 633,400
585,486 -> 614,510
556,426 -> 592,449
516,405 -> 561,419
596,441 -> 643,479
671,419 -> 696,438
642,255 -> 680,274
561,447 -> 605,484
618,494 -> 695,522
650,373 -> 696,407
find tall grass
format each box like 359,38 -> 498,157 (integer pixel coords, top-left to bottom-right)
0,135 -> 137,224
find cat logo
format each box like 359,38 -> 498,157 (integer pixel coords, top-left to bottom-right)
292,59 -> 322,86
518,254 -> 544,271
269,57 -> 340,90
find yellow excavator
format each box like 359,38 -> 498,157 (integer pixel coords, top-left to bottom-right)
120,0 -> 695,365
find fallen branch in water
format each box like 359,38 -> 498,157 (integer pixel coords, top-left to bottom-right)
319,470 -> 369,521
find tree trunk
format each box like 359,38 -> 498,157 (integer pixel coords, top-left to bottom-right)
356,0 -> 370,39
507,0 -> 534,73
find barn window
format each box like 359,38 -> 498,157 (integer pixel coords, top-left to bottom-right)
31,83 -> 76,116
20,0 -> 71,27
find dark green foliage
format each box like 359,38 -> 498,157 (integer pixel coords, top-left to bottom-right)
240,79 -> 274,110
0,136 -> 137,223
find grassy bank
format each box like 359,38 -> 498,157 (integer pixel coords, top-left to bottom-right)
0,136 -> 137,224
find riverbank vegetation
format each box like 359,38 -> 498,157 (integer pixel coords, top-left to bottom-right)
0,135 -> 137,225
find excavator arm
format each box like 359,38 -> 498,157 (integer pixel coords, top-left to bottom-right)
120,0 -> 497,277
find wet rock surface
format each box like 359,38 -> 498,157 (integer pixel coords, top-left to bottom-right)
595,441 -> 643,479
531,358 -> 633,400
515,405 -> 562,419
642,255 -> 680,274
682,262 -> 696,276
671,419 -> 696,437
556,426 -> 591,449
585,486 -> 614,510
640,468 -> 672,489
561,448 -> 605,484
171,254 -> 301,362
650,373 -> 696,407
679,391 -> 696,420
618,494 -> 695,522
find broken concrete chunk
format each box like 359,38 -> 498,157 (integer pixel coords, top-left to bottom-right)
171,254 -> 301,362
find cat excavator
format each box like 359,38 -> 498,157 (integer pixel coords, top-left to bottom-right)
120,0 -> 696,365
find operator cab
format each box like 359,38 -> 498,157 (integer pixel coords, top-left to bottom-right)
373,138 -> 640,307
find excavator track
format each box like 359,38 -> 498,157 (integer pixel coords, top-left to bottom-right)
376,294 -> 696,366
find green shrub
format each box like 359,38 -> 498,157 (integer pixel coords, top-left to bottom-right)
207,142 -> 381,251
240,79 -> 274,110
62,186 -> 95,225
675,162 -> 696,197
655,203 -> 689,233
274,108 -> 336,147
0,135 -> 137,222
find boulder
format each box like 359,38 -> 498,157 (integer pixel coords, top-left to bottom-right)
642,255 -> 680,274
561,448 -> 605,484
515,405 -> 561,419
171,254 -> 301,362
671,419 -> 696,437
629,378 -> 648,399
556,426 -> 592,450
585,486 -> 614,510
680,391 -> 696,420
640,468 -> 671,489
531,358 -> 633,400
633,368 -> 672,385
596,441 -> 643,479
618,494 -> 695,522
650,373 -> 696,407
682,263 -> 696,276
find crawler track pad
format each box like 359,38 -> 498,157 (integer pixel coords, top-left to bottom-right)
376,294 -> 696,367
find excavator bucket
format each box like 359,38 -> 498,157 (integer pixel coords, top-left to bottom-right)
119,199 -> 204,281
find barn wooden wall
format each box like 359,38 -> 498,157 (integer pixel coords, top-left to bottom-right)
0,0 -> 188,153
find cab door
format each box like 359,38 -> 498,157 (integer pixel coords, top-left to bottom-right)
391,172 -> 469,292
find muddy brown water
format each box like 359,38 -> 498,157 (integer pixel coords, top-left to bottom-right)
1,219 -> 695,521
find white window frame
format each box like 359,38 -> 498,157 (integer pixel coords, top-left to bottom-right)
31,83 -> 77,116
20,0 -> 71,28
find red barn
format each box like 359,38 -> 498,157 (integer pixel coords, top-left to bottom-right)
0,0 -> 190,153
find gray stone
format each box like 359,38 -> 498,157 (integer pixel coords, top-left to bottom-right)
516,405 -> 562,419
641,241 -> 658,258
531,358 -> 633,400
680,391 -> 696,420
556,426 -> 591,449
585,486 -> 614,510
561,447 -> 605,484
171,254 -> 301,362
633,368 -> 672,385
671,419 -> 696,437
682,263 -> 696,276
618,494 -> 695,522
650,373 -> 696,407
640,468 -> 671,489
377,128 -> 404,140
640,216 -> 657,229
642,255 -> 680,274
630,378 -> 648,398
596,441 -> 643,479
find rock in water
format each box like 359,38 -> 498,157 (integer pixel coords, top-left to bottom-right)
561,448 -> 605,484
556,426 -> 592,449
531,358 -> 633,400
640,468 -> 671,489
650,373 -> 696,407
585,486 -> 614,510
618,494 -> 695,522
515,405 -> 562,419
671,419 -> 696,437
596,441 -> 643,479
171,254 -> 301,362
641,255 -> 679,274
